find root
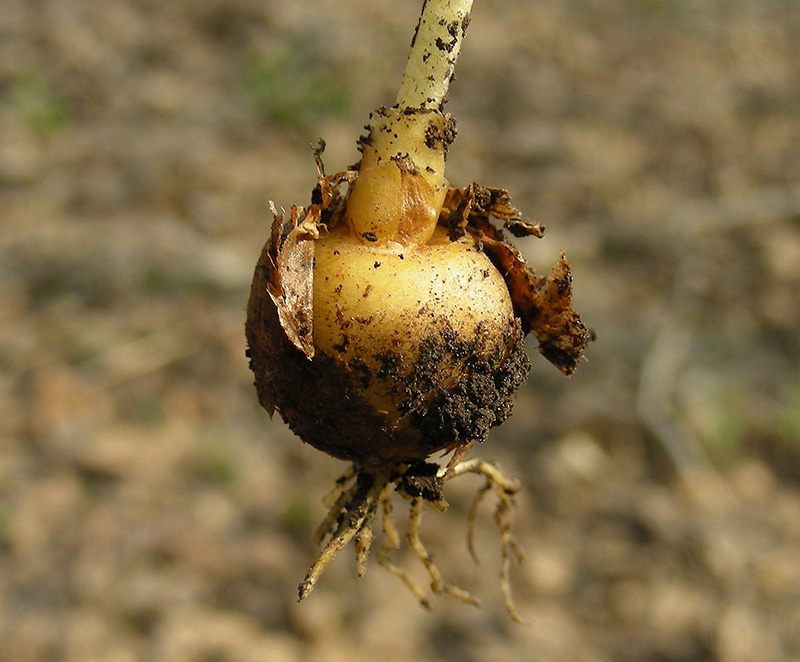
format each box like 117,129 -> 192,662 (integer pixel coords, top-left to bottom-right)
448,457 -> 527,623
313,465 -> 359,545
298,457 -> 526,622
376,483 -> 432,609
299,470 -> 380,600
405,496 -> 482,607
354,505 -> 376,577
466,479 -> 493,564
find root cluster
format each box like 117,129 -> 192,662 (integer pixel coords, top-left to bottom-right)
298,454 -> 527,623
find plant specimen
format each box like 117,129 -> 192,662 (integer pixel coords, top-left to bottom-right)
245,0 -> 592,620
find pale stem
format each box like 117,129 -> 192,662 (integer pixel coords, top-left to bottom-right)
395,0 -> 475,110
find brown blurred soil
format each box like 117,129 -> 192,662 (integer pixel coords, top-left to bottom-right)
1,1 -> 800,660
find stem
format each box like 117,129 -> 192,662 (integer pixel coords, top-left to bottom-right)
396,0 -> 475,110
344,0 -> 473,243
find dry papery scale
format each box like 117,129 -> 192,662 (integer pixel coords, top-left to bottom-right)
245,0 -> 592,621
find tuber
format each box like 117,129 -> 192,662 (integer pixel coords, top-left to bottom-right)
245,0 -> 592,620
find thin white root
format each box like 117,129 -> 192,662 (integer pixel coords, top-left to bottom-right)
299,457 -> 527,622
313,469 -> 359,545
442,439 -> 476,476
466,479 -> 493,564
407,497 -> 482,607
299,472 -> 379,600
448,457 -> 528,624
376,484 -> 432,609
447,457 -> 521,491
354,507 -> 376,577
322,465 -> 358,509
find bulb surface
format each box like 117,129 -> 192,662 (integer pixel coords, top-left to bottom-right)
246,217 -> 530,467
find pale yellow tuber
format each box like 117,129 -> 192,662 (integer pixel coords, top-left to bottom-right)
245,0 -> 592,619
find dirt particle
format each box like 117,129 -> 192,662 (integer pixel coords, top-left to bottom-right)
332,335 -> 350,353
400,462 -> 444,502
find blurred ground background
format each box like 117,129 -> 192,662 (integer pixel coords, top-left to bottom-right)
2,0 -> 800,660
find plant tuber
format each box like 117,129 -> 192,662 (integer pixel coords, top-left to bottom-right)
245,0 -> 592,620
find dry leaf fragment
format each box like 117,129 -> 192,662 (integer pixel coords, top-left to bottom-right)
443,183 -> 545,240
531,252 -> 594,375
264,203 -> 319,358
441,183 -> 593,375
260,156 -> 354,359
